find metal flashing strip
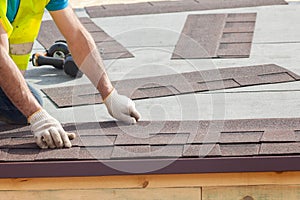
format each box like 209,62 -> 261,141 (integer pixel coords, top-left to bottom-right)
1,156 -> 300,178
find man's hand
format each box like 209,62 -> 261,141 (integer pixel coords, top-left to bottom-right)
104,89 -> 141,124
28,109 -> 75,149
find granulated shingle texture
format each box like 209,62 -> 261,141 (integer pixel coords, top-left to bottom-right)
37,17 -> 133,60
41,64 -> 300,108
172,13 -> 257,59
85,0 -> 287,18
1,118 -> 300,177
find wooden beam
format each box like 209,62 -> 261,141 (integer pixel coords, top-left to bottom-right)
1,172 -> 300,191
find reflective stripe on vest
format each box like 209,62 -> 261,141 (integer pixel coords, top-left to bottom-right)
9,42 -> 34,54
8,0 -> 50,70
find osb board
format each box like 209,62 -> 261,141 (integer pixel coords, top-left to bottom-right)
0,188 -> 200,200
85,0 -> 287,18
202,185 -> 300,200
41,64 -> 300,108
37,17 -> 133,60
172,13 -> 256,59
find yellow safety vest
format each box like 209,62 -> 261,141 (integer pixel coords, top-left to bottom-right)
1,0 -> 50,70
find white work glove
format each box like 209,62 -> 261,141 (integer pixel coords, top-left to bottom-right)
28,109 -> 76,149
104,89 -> 141,124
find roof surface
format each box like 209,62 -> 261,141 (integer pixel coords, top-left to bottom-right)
2,0 -> 299,179
1,118 -> 300,178
85,0 -> 287,17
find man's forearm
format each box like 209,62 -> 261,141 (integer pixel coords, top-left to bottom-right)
68,34 -> 114,99
50,6 -> 114,100
0,48 -> 41,118
50,6 -> 141,124
0,25 -> 41,118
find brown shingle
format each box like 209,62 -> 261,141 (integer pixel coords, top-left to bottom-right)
78,17 -> 93,24
3,118 -> 300,177
258,72 -> 296,83
0,149 -> 8,161
7,149 -> 40,161
223,22 -> 256,33
260,143 -> 300,155
294,130 -> 300,141
85,0 -> 286,18
42,64 -> 300,108
114,133 -> 150,145
197,79 -> 240,91
79,135 -> 116,147
172,14 -> 226,59
149,133 -> 189,145
159,121 -> 184,133
137,85 -> 180,98
220,144 -> 260,156
151,145 -> 184,158
172,13 -> 256,59
0,138 -> 11,148
220,33 -> 254,43
95,41 -> 131,54
261,130 -> 296,142
226,13 -> 257,22
35,147 -> 80,161
183,144 -> 221,157
220,131 -> 263,143
217,43 -> 252,58
8,137 -> 37,149
101,52 -> 134,60
37,18 -> 133,60
111,145 -> 151,159
0,125 -> 31,138
187,130 -> 220,144
79,147 -> 113,160
83,23 -> 103,33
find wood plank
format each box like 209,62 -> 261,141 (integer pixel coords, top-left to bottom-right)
0,188 -> 201,200
1,172 -> 300,191
202,185 -> 300,200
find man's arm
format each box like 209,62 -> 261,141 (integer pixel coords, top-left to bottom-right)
0,25 -> 41,118
50,6 -> 141,124
49,6 -> 113,98
0,24 -> 75,149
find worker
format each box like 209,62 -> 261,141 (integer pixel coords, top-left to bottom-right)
0,0 -> 141,149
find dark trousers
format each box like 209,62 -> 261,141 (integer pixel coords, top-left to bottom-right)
0,84 -> 43,125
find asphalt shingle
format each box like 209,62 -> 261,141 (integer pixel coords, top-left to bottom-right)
0,118 -> 300,177
42,64 -> 300,108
